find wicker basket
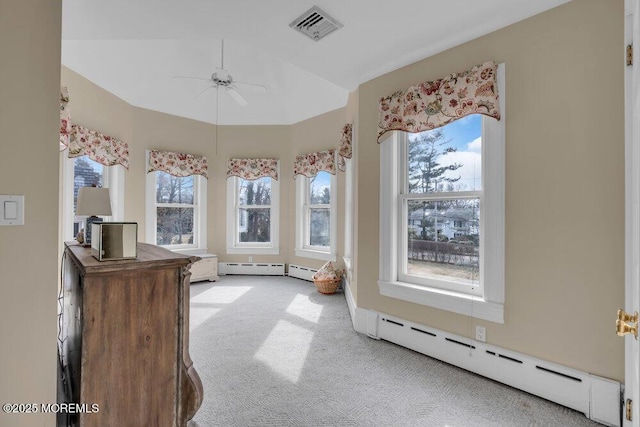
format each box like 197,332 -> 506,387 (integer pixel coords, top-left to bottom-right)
313,278 -> 341,294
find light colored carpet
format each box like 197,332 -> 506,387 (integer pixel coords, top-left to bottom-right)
189,276 -> 602,427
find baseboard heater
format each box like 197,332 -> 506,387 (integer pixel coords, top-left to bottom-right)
218,262 -> 284,276
359,308 -> 621,426
288,264 -> 318,282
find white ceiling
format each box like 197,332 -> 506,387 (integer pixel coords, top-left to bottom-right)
61,0 -> 570,125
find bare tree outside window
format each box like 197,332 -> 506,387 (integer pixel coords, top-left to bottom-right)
155,172 -> 195,246
308,172 -> 331,247
238,177 -> 272,243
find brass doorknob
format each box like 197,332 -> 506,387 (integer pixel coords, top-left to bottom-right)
617,309 -> 638,339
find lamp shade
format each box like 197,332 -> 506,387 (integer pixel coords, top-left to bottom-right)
76,187 -> 112,216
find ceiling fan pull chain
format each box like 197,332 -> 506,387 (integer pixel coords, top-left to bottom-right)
220,39 -> 224,69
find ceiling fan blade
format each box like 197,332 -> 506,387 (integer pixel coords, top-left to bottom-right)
233,80 -> 267,93
173,75 -> 211,82
226,87 -> 248,106
194,85 -> 215,100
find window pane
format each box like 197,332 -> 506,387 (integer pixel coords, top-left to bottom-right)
156,207 -> 194,245
408,115 -> 482,193
73,157 -> 105,236
309,208 -> 330,247
309,172 -> 331,204
406,198 -> 479,285
239,177 -> 271,206
239,208 -> 271,243
156,172 -> 194,204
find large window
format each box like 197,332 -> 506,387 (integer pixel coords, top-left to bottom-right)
379,66 -> 505,323
226,176 -> 280,254
155,172 -> 196,246
401,121 -> 482,296
145,170 -> 207,252
295,171 -> 337,261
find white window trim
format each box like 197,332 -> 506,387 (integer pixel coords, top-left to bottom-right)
295,171 -> 337,262
145,152 -> 207,253
60,153 -> 125,242
378,63 -> 505,323
225,175 -> 280,255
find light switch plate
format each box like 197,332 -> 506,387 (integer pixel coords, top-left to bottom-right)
0,195 -> 24,225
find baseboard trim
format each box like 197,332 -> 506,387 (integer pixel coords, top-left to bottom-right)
218,262 -> 285,276
288,264 -> 318,282
343,303 -> 620,426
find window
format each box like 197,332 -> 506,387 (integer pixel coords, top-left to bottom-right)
296,171 -> 337,261
145,171 -> 207,252
226,176 -> 280,254
60,154 -> 124,242
400,122 -> 482,296
379,65 -> 505,323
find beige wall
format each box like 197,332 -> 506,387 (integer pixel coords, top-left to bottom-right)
61,67 -> 347,269
288,109 -> 348,270
0,1 -> 61,426
354,0 -> 625,380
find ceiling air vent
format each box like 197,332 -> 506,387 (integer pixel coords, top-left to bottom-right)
289,6 -> 343,41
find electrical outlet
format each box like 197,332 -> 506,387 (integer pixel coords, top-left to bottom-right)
248,256 -> 253,263
476,325 -> 486,342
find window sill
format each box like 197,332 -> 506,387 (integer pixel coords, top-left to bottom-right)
377,280 -> 504,323
226,246 -> 279,255
295,248 -> 336,262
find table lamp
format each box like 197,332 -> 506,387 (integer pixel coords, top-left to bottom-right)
76,187 -> 112,246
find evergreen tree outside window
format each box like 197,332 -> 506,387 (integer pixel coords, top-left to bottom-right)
402,119 -> 482,294
378,63 -> 505,322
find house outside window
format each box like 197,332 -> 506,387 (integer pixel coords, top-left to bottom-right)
379,64 -> 505,323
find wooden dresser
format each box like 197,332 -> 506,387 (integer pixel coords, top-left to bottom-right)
60,242 -> 203,426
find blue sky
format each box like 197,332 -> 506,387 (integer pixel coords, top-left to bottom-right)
409,114 -> 483,191
441,115 -> 481,151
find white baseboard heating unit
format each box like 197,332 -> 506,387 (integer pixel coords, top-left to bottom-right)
218,262 -> 284,276
359,309 -> 621,427
288,264 -> 318,282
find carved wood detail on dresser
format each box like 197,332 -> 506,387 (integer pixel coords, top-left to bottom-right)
60,242 -> 203,426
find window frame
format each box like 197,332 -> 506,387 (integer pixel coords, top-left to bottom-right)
295,171 -> 337,262
378,63 -> 505,323
145,164 -> 207,253
226,175 -> 280,255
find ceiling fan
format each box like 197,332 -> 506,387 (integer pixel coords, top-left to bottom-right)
174,39 -> 267,107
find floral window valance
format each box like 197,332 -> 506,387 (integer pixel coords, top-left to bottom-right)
377,61 -> 501,142
60,86 -> 71,151
294,149 -> 336,178
227,158 -> 279,181
68,125 -> 129,169
148,149 -> 208,179
337,123 -> 352,171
